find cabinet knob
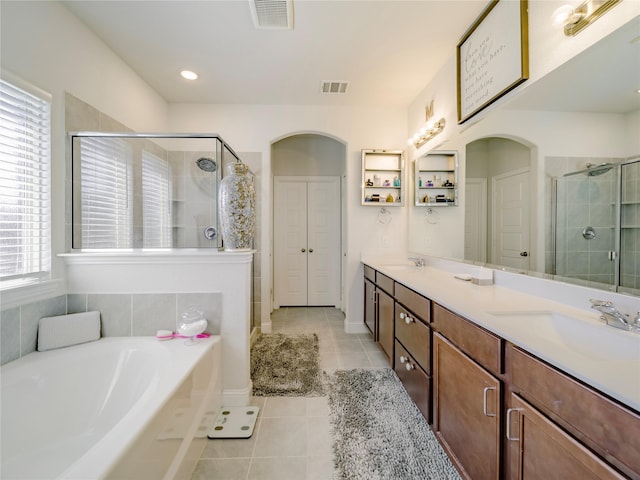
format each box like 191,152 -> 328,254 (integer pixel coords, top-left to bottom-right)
309,248 -> 314,253
405,362 -> 415,371
301,248 -> 306,253
399,312 -> 405,320
405,315 -> 414,324
399,355 -> 407,364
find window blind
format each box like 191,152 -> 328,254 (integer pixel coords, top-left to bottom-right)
79,137 -> 133,248
0,79 -> 51,282
142,151 -> 172,248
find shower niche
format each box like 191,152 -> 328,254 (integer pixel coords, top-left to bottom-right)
70,133 -> 241,249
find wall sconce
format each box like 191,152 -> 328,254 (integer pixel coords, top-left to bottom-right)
555,0 -> 620,36
408,118 -> 446,149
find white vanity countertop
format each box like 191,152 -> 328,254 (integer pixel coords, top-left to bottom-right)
363,258 -> 640,412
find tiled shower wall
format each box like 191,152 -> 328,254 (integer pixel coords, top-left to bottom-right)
1,292 -> 221,366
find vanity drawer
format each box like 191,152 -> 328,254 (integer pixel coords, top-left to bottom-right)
395,340 -> 431,423
395,282 -> 430,323
364,264 -> 375,282
432,303 -> 502,375
395,303 -> 431,374
507,344 -> 640,479
376,272 -> 394,295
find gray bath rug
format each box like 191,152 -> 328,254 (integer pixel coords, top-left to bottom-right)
250,333 -> 324,396
325,368 -> 460,480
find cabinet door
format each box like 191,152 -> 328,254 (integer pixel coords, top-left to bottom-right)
364,278 -> 376,338
506,394 -> 626,480
434,333 -> 501,480
377,288 -> 394,361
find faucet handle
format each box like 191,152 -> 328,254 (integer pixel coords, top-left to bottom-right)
589,299 -> 612,308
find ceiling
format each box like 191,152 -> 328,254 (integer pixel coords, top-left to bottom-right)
62,0 -> 488,107
506,14 -> 640,114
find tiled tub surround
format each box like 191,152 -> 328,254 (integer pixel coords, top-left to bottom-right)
362,255 -> 640,411
61,251 -> 254,406
1,336 -> 222,480
0,292 -> 221,365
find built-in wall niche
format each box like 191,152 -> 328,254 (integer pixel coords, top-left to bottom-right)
414,151 -> 458,207
361,149 -> 405,206
70,133 -> 240,249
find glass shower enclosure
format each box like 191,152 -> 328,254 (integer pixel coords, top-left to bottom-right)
553,158 -> 639,295
70,133 -> 241,250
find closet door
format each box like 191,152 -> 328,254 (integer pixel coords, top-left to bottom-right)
274,177 -> 340,307
274,179 -> 308,306
307,178 -> 340,305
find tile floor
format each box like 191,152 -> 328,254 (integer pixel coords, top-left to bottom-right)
191,306 -> 388,480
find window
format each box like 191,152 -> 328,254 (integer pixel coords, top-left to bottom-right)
0,78 -> 51,285
142,151 -> 172,248
79,137 -> 133,248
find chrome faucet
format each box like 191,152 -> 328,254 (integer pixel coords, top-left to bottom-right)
589,299 -> 632,331
408,257 -> 426,269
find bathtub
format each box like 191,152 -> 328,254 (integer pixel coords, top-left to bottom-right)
1,336 -> 222,480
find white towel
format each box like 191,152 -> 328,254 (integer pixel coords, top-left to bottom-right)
37,311 -> 101,351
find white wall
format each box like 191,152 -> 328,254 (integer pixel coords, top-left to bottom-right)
0,1 -> 169,304
169,104 -> 408,331
407,0 -> 640,262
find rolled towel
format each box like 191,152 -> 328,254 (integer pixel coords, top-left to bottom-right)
37,311 -> 101,351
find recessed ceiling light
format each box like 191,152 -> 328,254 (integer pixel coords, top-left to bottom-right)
180,70 -> 198,80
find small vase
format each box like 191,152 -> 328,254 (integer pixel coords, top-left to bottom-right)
218,163 -> 256,251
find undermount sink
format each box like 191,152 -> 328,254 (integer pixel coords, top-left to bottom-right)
487,310 -> 640,361
381,264 -> 418,271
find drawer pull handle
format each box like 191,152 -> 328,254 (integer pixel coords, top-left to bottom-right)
399,311 -> 414,324
399,355 -> 408,364
405,362 -> 415,371
482,386 -> 497,417
506,408 -> 524,441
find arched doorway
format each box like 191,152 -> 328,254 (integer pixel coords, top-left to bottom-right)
271,133 -> 346,308
465,137 -> 534,270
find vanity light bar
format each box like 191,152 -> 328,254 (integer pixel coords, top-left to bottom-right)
408,118 -> 446,149
563,0 -> 621,36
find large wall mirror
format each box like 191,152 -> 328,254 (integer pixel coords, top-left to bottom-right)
413,15 -> 640,297
71,133 -> 240,250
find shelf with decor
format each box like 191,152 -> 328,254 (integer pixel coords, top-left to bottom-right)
362,149 -> 405,206
415,150 -> 458,207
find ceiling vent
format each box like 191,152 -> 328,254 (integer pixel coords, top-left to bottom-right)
320,81 -> 349,94
249,0 -> 294,30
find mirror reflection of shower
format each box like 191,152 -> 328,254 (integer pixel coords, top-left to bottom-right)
552,158 -> 639,295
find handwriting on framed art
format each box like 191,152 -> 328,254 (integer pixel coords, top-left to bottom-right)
457,0 -> 529,124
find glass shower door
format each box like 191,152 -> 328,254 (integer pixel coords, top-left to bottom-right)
554,164 -> 618,287
620,159 -> 640,295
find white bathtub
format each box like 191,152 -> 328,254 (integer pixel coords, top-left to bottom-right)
1,336 -> 222,480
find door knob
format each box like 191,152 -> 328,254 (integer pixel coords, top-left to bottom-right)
519,251 -> 528,257
301,248 -> 306,253
309,248 -> 314,253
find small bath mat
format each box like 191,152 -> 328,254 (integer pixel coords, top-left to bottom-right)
251,333 -> 324,396
207,406 -> 260,439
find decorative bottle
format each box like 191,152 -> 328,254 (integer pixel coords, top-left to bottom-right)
218,162 -> 256,251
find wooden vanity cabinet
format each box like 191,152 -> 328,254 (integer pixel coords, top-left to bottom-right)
505,394 -> 627,480
394,284 -> 432,422
434,333 -> 502,480
395,340 -> 431,422
506,344 -> 640,479
362,265 -> 394,363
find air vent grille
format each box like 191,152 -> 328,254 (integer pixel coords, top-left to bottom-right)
250,0 -> 293,29
320,81 -> 349,94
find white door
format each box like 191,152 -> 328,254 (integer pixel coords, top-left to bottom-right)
464,178 -> 487,263
492,169 -> 530,270
274,177 -> 340,307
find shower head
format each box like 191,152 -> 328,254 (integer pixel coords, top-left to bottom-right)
563,163 -> 615,177
586,163 -> 614,176
196,157 -> 217,172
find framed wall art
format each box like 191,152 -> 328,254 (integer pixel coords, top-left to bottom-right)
457,0 -> 529,123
